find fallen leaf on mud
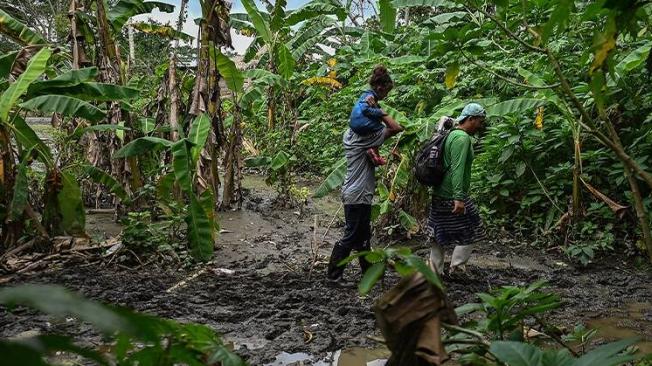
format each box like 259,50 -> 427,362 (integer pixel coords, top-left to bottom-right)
220,229 -> 233,234
554,261 -> 568,267
103,242 -> 124,257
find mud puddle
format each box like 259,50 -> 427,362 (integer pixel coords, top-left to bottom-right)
587,301 -> 652,354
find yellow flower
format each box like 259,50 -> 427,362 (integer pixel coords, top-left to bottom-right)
327,58 -> 337,67
302,76 -> 342,89
327,70 -> 337,79
534,106 -> 544,130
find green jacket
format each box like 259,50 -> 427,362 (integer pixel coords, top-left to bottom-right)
433,129 -> 473,200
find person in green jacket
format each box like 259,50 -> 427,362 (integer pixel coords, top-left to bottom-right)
427,103 -> 487,274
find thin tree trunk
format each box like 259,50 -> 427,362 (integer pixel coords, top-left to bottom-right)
571,127 -> 582,218
0,125 -> 22,250
623,165 -> 652,262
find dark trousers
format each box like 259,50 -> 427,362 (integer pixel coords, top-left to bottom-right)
327,204 -> 373,280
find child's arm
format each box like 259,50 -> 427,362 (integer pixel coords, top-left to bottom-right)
360,95 -> 386,119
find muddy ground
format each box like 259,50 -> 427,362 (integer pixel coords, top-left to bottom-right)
1,177 -> 652,365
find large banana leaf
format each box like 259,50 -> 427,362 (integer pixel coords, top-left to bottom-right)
270,0 -> 287,32
12,115 -> 53,165
215,53 -> 244,95
244,69 -> 285,88
276,44 -> 296,80
70,124 -> 132,140
379,0 -> 397,34
58,170 -> 86,236
0,47 -> 51,122
30,82 -> 139,102
188,114 -> 210,163
131,22 -> 194,42
313,157 -> 346,198
113,137 -> 173,158
241,0 -> 273,43
391,0 -> 453,8
29,67 -> 98,92
82,165 -> 129,203
398,210 -> 419,234
20,95 -> 106,122
0,51 -> 18,79
486,98 -> 547,117
615,41 -> 652,77
108,0 -> 174,32
187,194 -> 214,262
285,0 -> 347,26
0,9 -> 47,45
171,139 -> 193,194
288,16 -> 336,59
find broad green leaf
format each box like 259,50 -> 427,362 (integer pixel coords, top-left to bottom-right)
131,21 -> 194,42
244,156 -> 272,168
0,285 -> 128,335
113,137 -> 173,158
171,139 -> 193,194
515,161 -> 526,177
82,165 -> 128,202
573,338 -> 639,366
398,210 -> 419,234
313,157 -> 346,198
28,67 -> 98,91
187,194 -> 214,262
541,0 -> 574,43
71,124 -> 131,140
0,47 -> 51,122
486,98 -> 547,117
444,62 -> 460,89
20,95 -> 106,122
12,115 -> 53,165
108,0 -> 174,32
615,41 -> 652,76
139,117 -> 155,134
0,9 -> 47,45
379,0 -> 397,34
58,170 -> 86,235
358,262 -> 386,295
241,0 -> 273,43
270,0 -> 287,32
0,51 -> 18,79
14,335 -> 110,366
404,254 -> 443,290
244,69 -> 285,88
391,0 -> 453,8
156,172 -> 176,203
198,189 -> 219,234
188,114 -> 211,163
9,151 -> 30,220
288,16 -> 336,59
276,44 -> 296,80
286,0 -> 347,25
215,53 -> 244,94
490,341 -> 543,366
30,83 -> 140,101
271,150 -> 291,171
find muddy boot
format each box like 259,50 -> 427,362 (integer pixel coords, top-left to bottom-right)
327,243 -> 351,281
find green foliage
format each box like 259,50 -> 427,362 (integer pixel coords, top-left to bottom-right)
340,246 -> 443,295
0,284 -> 245,366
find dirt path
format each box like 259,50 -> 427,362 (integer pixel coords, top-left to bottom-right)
1,178 -> 651,365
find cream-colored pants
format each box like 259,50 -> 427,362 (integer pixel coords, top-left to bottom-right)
429,241 -> 474,274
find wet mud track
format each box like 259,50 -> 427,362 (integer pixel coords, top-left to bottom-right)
2,187 -> 652,363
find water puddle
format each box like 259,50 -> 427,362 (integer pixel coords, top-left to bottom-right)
587,301 -> 652,354
265,346 -> 390,366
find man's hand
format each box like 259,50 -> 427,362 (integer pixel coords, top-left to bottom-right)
452,200 -> 466,215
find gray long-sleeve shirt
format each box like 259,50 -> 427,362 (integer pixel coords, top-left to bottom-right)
341,128 -> 386,205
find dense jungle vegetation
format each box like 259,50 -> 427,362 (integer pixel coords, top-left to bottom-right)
0,0 -> 651,365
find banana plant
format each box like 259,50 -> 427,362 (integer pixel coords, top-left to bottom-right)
233,0 -> 346,129
0,31 -> 140,248
113,114 -> 217,262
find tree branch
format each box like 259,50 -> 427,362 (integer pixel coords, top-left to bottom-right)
460,51 -> 560,90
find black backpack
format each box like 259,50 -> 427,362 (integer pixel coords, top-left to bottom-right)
414,123 -> 454,187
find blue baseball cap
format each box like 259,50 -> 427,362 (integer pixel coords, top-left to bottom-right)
455,103 -> 486,123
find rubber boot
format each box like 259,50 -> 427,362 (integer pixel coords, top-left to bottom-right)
429,241 -> 445,275
450,244 -> 474,273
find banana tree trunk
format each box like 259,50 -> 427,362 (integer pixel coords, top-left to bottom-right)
0,125 -> 21,250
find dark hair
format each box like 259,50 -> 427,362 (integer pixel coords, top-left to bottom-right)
369,65 -> 393,91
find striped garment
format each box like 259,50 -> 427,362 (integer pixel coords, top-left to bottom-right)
426,197 -> 486,246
